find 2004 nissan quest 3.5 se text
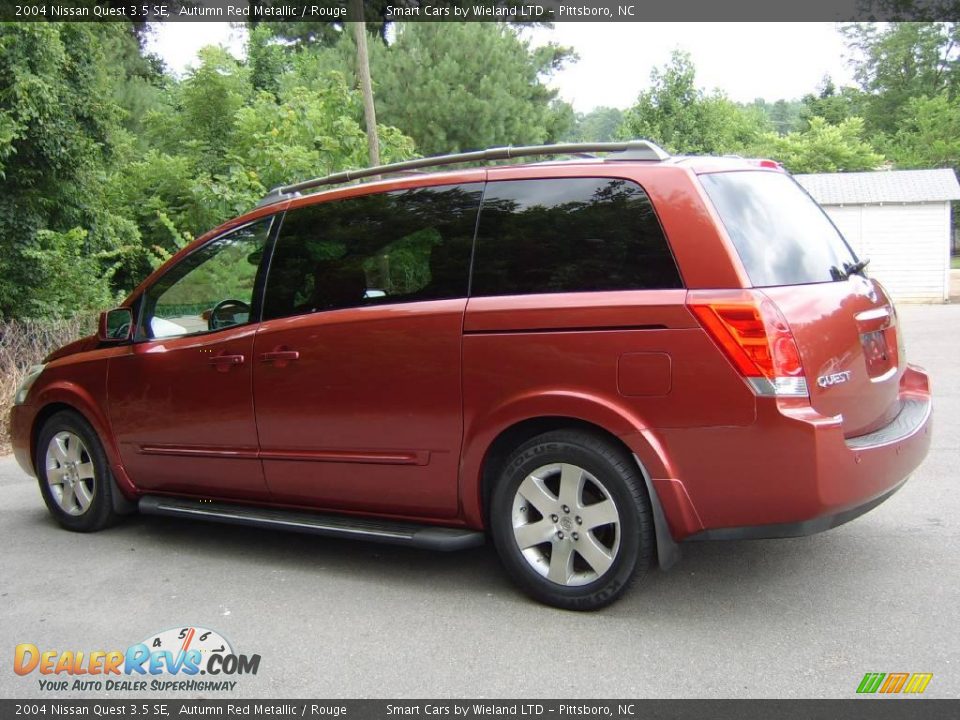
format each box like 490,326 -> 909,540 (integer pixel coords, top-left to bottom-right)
10,141 -> 932,610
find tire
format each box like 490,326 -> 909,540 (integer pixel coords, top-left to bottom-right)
35,410 -> 121,532
490,429 -> 654,610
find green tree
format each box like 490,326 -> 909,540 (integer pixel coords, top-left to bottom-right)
248,24 -> 287,97
179,47 -> 253,162
880,93 -> 960,168
369,23 -> 575,155
749,117 -> 885,173
94,23 -> 169,141
840,21 -> 959,246
251,20 -> 575,156
618,51 -> 769,154
841,22 -> 959,134
112,41 -> 415,265
799,76 -> 866,128
748,98 -> 804,136
0,24 -> 136,319
565,106 -> 624,142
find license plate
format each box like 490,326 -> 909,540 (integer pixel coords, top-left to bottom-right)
862,329 -> 889,373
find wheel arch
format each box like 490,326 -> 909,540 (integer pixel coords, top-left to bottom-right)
462,406 -> 681,569
31,402 -> 78,467
476,417 -> 624,522
30,389 -> 138,502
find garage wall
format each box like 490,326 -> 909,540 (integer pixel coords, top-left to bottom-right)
821,202 -> 948,302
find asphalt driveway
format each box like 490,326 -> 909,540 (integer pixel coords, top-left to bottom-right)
1,304 -> 957,699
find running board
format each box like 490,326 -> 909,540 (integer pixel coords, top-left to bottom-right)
138,496 -> 485,551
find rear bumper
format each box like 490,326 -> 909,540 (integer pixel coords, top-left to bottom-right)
656,364 -> 932,539
685,477 -> 909,541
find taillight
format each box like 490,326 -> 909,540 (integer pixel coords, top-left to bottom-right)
688,290 -> 808,397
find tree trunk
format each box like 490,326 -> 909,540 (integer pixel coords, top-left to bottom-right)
351,0 -> 381,169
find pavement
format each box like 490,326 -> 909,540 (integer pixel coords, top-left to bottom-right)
1,304 -> 957,699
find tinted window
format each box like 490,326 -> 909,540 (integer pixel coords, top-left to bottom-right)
471,178 -> 681,296
699,171 -> 858,287
139,218 -> 272,339
263,183 -> 483,320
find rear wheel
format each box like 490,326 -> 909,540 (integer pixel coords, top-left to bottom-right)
35,410 -> 121,532
490,430 -> 654,610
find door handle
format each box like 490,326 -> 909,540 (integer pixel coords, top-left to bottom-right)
260,351 -> 300,362
208,354 -> 245,370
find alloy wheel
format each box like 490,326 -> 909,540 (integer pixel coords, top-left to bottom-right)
45,431 -> 96,516
511,462 -> 621,586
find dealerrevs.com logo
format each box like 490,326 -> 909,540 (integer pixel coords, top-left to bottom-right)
14,626 -> 260,692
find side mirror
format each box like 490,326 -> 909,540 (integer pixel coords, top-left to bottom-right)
98,308 -> 133,343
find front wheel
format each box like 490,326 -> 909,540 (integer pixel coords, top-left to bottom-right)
490,430 -> 655,610
35,410 -> 122,532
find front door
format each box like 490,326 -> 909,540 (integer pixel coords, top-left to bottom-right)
252,181 -> 484,517
108,217 -> 274,500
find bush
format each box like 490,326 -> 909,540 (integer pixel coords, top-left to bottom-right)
0,317 -> 94,454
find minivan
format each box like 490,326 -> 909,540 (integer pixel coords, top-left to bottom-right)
10,141 -> 932,609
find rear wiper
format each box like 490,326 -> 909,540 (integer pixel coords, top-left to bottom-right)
843,257 -> 870,277
829,258 -> 869,281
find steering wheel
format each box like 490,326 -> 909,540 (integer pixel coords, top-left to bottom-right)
208,299 -> 251,331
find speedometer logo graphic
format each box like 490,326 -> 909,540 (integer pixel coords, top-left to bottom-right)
141,626 -> 233,668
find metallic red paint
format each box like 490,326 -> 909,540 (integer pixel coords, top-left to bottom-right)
252,299 -> 466,516
106,323 -> 268,501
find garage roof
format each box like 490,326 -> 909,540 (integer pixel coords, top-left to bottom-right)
795,168 -> 960,205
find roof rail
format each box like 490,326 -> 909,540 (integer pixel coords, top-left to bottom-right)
256,140 -> 670,208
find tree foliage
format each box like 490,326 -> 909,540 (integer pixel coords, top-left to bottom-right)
617,51 -> 893,173
0,22 -> 414,319
618,51 -> 769,154
800,76 -> 867,128
747,98 -> 804,135
368,23 -> 575,155
0,24 -> 136,319
113,41 -> 414,271
749,117 -> 885,173
879,93 -> 960,169
258,21 -> 574,156
841,22 -> 959,135
565,106 -> 624,142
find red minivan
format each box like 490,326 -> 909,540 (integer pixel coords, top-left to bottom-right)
9,142 -> 932,609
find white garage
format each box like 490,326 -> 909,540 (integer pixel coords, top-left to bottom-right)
795,169 -> 960,302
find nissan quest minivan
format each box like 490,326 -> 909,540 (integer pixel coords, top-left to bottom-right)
10,141 -> 932,610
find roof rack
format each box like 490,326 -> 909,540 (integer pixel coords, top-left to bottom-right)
256,139 -> 670,208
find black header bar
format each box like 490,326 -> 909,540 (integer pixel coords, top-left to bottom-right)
2,0 -> 959,22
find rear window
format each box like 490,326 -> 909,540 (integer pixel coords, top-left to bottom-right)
700,171 -> 858,287
471,177 -> 682,296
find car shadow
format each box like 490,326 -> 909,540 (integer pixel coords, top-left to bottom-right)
49,508 -> 872,615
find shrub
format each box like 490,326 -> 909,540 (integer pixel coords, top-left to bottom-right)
0,316 -> 94,454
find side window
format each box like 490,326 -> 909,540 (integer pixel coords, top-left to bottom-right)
472,177 -> 682,296
139,218 -> 273,339
262,183 -> 483,320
